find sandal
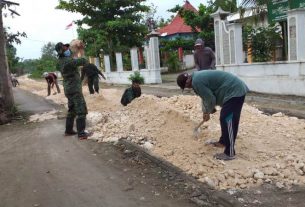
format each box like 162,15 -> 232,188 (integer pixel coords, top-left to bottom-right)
78,132 -> 93,140
214,153 -> 235,161
205,139 -> 225,148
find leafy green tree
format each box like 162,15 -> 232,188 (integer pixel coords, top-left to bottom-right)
157,17 -> 173,28
41,42 -> 57,59
244,24 -> 281,62
6,44 -> 19,73
56,0 -> 149,56
17,59 -> 38,74
29,42 -> 58,78
241,0 -> 268,7
207,0 -> 238,13
167,1 -> 238,50
4,27 -> 26,73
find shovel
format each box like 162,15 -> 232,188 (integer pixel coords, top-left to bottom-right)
193,120 -> 207,139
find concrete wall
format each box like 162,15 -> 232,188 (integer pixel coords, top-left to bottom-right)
105,69 -> 162,84
217,61 -> 305,96
104,34 -> 162,84
183,54 -> 195,69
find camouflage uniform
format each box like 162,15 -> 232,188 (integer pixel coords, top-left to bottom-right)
58,56 -> 88,136
81,63 -> 105,94
120,86 -> 141,106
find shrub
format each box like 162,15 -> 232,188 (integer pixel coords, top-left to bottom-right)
128,71 -> 144,84
166,52 -> 181,73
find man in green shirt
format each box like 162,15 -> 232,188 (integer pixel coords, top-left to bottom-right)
177,70 -> 249,160
55,42 -> 92,140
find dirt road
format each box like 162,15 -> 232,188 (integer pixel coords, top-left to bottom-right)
0,89 -> 197,207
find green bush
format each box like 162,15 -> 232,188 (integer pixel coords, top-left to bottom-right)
243,24 -> 281,62
166,52 -> 181,73
128,71 -> 144,84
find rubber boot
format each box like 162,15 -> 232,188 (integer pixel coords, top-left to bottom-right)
76,118 -> 92,140
65,117 -> 77,136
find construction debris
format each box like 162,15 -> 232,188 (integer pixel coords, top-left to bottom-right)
19,75 -> 305,190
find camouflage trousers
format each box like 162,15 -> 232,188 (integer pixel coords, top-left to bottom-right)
87,75 -> 99,94
66,92 -> 87,120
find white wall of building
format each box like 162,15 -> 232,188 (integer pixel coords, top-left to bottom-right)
218,61 -> 305,96
105,69 -> 162,84
183,54 -> 195,69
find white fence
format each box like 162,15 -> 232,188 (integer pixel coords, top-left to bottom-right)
103,32 -> 162,84
218,61 -> 305,96
212,8 -> 305,97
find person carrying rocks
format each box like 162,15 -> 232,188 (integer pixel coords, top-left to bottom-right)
176,70 -> 249,160
80,63 -> 106,94
42,72 -> 61,96
55,42 -> 92,140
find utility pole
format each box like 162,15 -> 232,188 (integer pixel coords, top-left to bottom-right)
0,0 -> 19,109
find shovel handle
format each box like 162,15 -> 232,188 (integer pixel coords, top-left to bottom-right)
194,120 -> 205,131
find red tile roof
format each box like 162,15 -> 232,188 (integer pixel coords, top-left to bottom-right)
158,1 -> 200,36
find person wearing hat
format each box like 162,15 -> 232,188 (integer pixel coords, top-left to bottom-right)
177,70 -> 249,160
194,38 -> 216,70
42,72 -> 61,96
55,42 -> 92,140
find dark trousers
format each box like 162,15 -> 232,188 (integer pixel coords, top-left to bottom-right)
66,92 -> 88,135
47,80 -> 61,96
219,96 -> 245,156
88,76 -> 99,94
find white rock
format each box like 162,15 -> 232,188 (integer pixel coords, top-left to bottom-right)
272,112 -> 284,117
295,162 -> 304,170
240,184 -> 247,189
237,198 -> 245,203
227,170 -> 235,178
104,137 -> 120,143
227,189 -> 237,195
282,169 -> 291,178
128,124 -> 135,132
257,179 -> 264,185
275,182 -> 284,189
204,177 -> 216,189
142,142 -> 154,150
242,171 -> 254,179
296,169 -> 304,176
254,171 -> 264,180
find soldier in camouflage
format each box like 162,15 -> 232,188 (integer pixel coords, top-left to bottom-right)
55,42 -> 92,140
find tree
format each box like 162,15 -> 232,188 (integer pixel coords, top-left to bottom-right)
241,0 -> 268,7
41,42 -> 57,59
243,24 -> 281,62
56,0 -> 150,56
4,27 -> 26,74
168,1 -> 239,50
0,0 -> 20,114
29,42 -> 58,78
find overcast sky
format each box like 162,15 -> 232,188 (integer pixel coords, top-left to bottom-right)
4,0 -> 207,60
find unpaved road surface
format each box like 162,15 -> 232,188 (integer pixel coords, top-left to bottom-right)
0,89 -> 197,207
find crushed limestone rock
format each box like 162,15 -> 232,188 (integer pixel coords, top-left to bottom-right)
28,110 -> 58,123
19,75 -> 305,190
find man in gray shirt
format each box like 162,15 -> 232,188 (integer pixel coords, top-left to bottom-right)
194,38 -> 216,70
